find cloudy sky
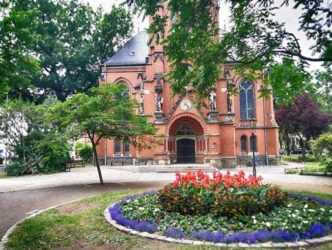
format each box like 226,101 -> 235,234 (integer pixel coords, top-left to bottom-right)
84,0 -> 323,72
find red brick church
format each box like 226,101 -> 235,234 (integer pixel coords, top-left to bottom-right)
97,5 -> 280,167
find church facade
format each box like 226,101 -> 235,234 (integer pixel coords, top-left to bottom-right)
97,7 -> 280,167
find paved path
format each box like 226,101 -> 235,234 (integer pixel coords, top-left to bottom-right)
1,164 -> 331,193
0,181 -> 167,239
1,164 -> 331,240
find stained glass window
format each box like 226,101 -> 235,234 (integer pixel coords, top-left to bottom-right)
240,81 -> 255,120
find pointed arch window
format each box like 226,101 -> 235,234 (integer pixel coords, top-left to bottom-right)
240,135 -> 247,153
176,125 -> 195,136
250,135 -> 257,151
240,81 -> 255,120
115,137 -> 121,154
124,138 -> 130,154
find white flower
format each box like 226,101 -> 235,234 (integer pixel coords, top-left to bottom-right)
320,208 -> 325,211
139,207 -> 144,210
304,204 -> 308,209
253,219 -> 257,224
266,222 -> 271,227
287,203 -> 292,207
303,221 -> 308,224
291,214 -> 296,218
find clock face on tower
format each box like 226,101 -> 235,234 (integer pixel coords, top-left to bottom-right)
180,100 -> 192,111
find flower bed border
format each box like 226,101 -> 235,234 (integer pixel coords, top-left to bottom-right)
104,193 -> 332,248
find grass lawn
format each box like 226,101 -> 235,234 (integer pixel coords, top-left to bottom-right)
5,189 -> 332,250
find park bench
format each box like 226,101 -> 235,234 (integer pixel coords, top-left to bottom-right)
108,157 -> 133,166
135,158 -> 153,165
64,160 -> 85,172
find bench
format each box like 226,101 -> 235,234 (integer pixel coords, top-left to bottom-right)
64,160 -> 85,171
134,158 -> 153,165
108,157 -> 133,166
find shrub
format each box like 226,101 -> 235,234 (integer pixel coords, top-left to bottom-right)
282,155 -> 316,162
158,170 -> 287,217
4,160 -> 25,176
310,133 -> 332,171
78,144 -> 93,162
35,134 -> 71,173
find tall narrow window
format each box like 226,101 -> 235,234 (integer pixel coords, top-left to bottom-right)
240,135 -> 247,153
250,135 -> 257,151
240,81 -> 255,120
115,137 -> 121,154
124,139 -> 130,154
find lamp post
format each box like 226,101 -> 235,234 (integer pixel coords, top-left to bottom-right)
249,118 -> 257,177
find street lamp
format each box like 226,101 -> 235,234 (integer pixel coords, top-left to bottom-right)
249,118 -> 257,177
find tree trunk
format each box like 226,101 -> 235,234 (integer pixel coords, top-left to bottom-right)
91,142 -> 104,185
285,134 -> 291,155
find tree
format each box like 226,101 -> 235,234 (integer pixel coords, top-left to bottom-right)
48,84 -> 157,184
310,133 -> 332,171
268,59 -> 313,107
276,94 -> 330,155
0,0 -> 40,98
125,0 -> 331,98
0,98 -> 70,175
2,0 -> 133,101
314,66 -> 332,114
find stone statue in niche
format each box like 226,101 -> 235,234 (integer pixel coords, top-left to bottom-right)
156,94 -> 163,111
209,90 -> 217,111
227,93 -> 232,112
139,91 -> 144,114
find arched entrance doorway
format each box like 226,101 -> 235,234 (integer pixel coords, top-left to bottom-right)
168,116 -> 205,164
176,125 -> 196,163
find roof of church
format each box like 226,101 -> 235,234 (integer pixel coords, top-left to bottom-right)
105,31 -> 149,66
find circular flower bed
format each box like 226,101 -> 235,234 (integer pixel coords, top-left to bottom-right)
108,170 -> 332,244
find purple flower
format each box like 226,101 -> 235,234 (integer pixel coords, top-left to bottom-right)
304,223 -> 327,238
164,228 -> 185,239
254,229 -> 271,242
192,230 -> 224,242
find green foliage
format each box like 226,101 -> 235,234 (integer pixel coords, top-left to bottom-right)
158,183 -> 287,217
310,133 -> 332,171
212,186 -> 288,217
35,133 -> 70,173
78,144 -> 93,162
0,98 -> 70,175
2,0 -> 132,101
314,67 -> 332,114
268,59 -> 313,106
282,155 -> 317,163
48,84 -> 157,184
126,0 -> 331,100
0,0 -> 40,98
122,192 -> 332,234
305,163 -> 328,173
4,160 -> 25,176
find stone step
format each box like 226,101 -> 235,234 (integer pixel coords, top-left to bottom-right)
156,165 -> 216,173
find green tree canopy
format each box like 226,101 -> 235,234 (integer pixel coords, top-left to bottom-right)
48,84 -> 157,184
125,0 -> 331,99
1,0 -> 133,101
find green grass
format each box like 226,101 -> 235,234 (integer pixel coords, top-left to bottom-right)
5,189 -> 332,250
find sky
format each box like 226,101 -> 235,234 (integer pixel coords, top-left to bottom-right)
84,0 -> 323,72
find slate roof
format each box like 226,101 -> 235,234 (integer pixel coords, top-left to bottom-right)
105,31 -> 149,66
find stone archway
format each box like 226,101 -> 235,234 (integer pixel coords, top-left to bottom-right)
168,116 -> 206,164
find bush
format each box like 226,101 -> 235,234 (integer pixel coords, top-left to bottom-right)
5,160 -> 25,176
158,170 -> 288,217
35,134 -> 71,173
78,144 -> 93,162
282,155 -> 316,162
310,133 -> 332,171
